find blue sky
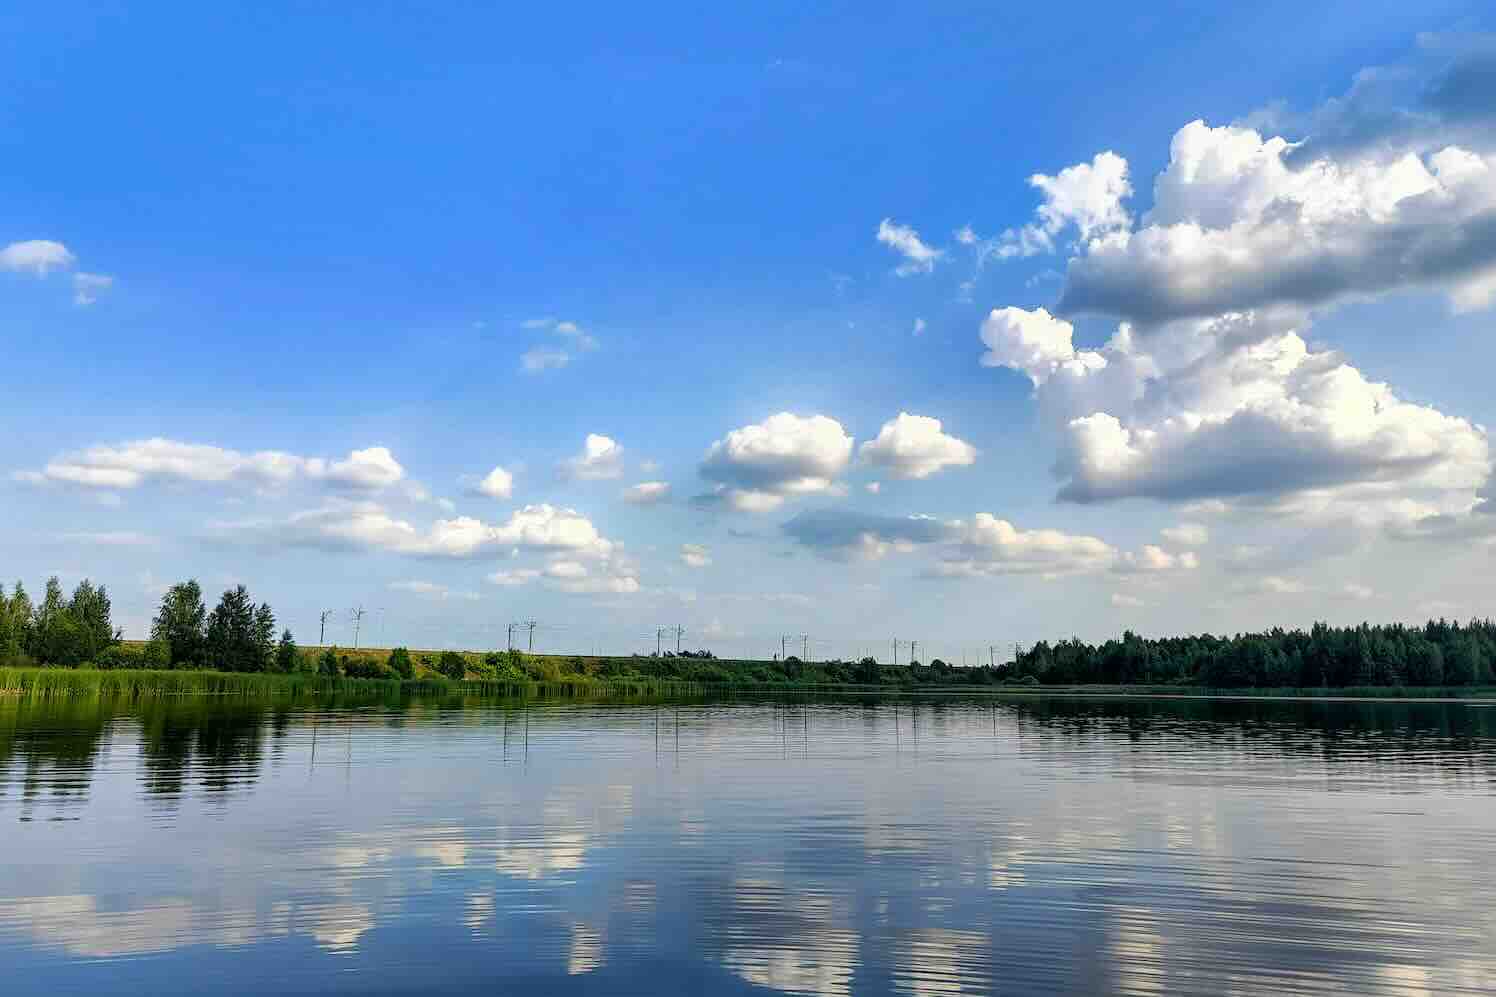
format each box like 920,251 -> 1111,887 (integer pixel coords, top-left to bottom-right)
6,3 -> 1496,660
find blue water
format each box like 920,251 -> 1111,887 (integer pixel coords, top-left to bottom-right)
4,695 -> 1495,995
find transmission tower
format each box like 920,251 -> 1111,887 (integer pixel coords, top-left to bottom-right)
319,609 -> 333,645
673,625 -> 685,654
525,620 -> 538,652
350,606 -> 366,648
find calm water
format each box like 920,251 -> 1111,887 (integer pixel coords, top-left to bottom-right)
4,693 -> 1496,996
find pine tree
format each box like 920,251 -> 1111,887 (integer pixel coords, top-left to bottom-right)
206,585 -> 257,671
252,603 -> 276,672
275,628 -> 298,673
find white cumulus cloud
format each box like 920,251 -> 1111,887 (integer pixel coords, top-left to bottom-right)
17,439 -> 406,493
0,239 -> 75,275
475,466 -> 514,499
859,412 -> 977,480
699,413 -> 854,513
561,434 -> 625,481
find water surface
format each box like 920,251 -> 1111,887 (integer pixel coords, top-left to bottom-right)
4,694 -> 1495,995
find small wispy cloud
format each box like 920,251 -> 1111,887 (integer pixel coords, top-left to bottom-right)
876,218 -> 943,276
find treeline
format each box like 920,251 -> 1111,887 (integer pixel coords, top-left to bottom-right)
1012,620 -> 1496,688
0,577 -> 118,667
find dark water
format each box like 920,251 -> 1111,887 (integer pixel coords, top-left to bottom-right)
4,694 -> 1496,996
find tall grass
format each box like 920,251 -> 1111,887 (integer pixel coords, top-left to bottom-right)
6,666 -> 1492,702
0,667 -> 726,700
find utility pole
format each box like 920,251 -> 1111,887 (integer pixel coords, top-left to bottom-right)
989,644 -> 997,669
507,622 -> 516,651
910,639 -> 918,665
525,620 -> 538,652
781,634 -> 789,660
350,606 -> 366,648
801,634 -> 809,661
674,625 -> 685,654
319,609 -> 333,646
892,638 -> 902,666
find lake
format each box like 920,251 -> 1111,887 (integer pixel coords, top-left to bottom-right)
4,693 -> 1495,995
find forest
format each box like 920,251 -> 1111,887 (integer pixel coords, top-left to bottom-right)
1010,621 -> 1496,688
3,574 -> 1495,689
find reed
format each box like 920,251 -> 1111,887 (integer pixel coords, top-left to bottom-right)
0,667 -> 725,700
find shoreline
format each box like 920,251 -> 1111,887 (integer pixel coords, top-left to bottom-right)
4,667 -> 1496,703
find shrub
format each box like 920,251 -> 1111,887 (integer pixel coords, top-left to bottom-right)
318,647 -> 340,677
436,651 -> 467,680
345,658 -> 390,680
387,647 -> 414,679
142,639 -> 171,669
96,645 -> 143,670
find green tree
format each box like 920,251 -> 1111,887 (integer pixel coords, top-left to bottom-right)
206,585 -> 258,671
152,581 -> 207,668
436,650 -> 466,680
69,579 -> 117,662
1446,634 -> 1480,685
0,583 -> 16,662
31,576 -> 86,666
387,646 -> 414,679
252,603 -> 276,672
317,647 -> 340,676
275,629 -> 298,673
4,581 -> 34,662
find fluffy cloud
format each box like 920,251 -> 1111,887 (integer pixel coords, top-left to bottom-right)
935,514 -> 1117,577
1057,124 -> 1496,321
475,466 -> 514,499
680,543 -> 712,568
487,553 -> 639,594
986,309 -> 1490,509
990,152 -> 1133,259
858,413 -> 977,480
214,501 -> 616,561
16,439 -> 406,492
0,239 -> 75,275
1115,544 -> 1199,574
876,218 -> 943,275
979,307 -> 1106,385
622,480 -> 671,505
561,434 -> 625,481
699,413 -> 854,512
781,507 -> 1192,580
